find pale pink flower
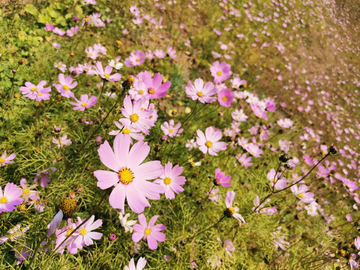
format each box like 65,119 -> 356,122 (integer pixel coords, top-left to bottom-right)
0,151 -> 16,167
225,191 -> 245,224
132,214 -> 166,250
66,26 -> 79,36
196,127 -> 227,156
52,135 -> 72,148
54,62 -> 67,72
70,94 -> 97,111
161,120 -> 183,138
185,78 -> 216,103
210,61 -> 232,84
74,215 -> 103,247
125,257 -> 147,270
53,74 -> 77,98
85,46 -> 99,60
154,162 -> 186,199
94,134 -> 164,214
290,184 -> 315,203
0,183 -> 22,213
108,118 -> 144,142
95,62 -> 121,82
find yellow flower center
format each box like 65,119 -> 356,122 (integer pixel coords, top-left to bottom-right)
122,128 -> 131,134
0,197 -> 7,204
81,102 -> 87,107
59,197 -> 77,216
31,87 -> 37,92
136,58 -> 140,62
22,188 -> 30,195
89,53 -> 93,56
130,114 -> 139,122
85,18 -> 89,22
144,228 -> 152,235
149,88 -> 155,94
38,92 -> 43,96
57,64 -> 62,68
138,90 -> 144,95
63,85 -> 70,91
47,28 -> 51,31
67,229 -> 74,236
118,168 -> 134,185
80,228 -> 87,236
19,205 -> 26,211
0,158 -> 5,163
169,129 -> 174,133
222,96 -> 228,101
217,71 -> 222,76
9,234 -> 14,239
205,141 -> 213,148
164,177 -> 171,185
298,193 -> 304,198
104,73 -> 111,79
228,207 -> 235,215
197,92 -> 204,97
210,194 -> 214,197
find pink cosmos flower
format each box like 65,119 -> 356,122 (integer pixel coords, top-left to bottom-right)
154,162 -> 186,199
66,26 -> 79,37
125,257 -> 147,270
19,178 -> 39,203
185,79 -> 216,103
55,218 -> 80,254
129,81 -> 149,101
230,77 -> 246,89
52,135 -> 72,148
185,139 -> 198,150
349,254 -> 358,269
214,168 -> 232,187
95,62 -> 121,82
53,74 -> 77,98
85,46 -> 99,60
125,50 -> 145,67
53,27 -> 65,36
238,137 -> 249,148
74,215 -> 103,247
34,167 -> 56,187
54,62 -> 67,72
246,143 -> 263,157
167,46 -> 177,58
252,196 -> 277,215
145,50 -> 154,60
235,153 -> 252,169
251,103 -> 268,119
210,61 -> 232,84
161,120 -> 183,138
277,118 -> 294,128
267,169 -> 287,190
342,178 -> 358,191
52,43 -> 61,49
0,183 -> 22,213
196,127 -> 227,156
94,43 -> 107,55
231,109 -> 248,122
355,237 -> 360,250
0,224 -> 29,244
120,96 -> 153,134
94,134 -> 164,214
225,191 -> 245,225
142,71 -> 171,99
19,81 -> 51,100
109,118 -> 144,142
154,49 -> 166,58
224,240 -> 235,256
218,88 -> 234,107
70,94 -> 97,111
132,214 -> 166,250
208,187 -> 221,203
271,231 -> 289,250
290,184 -> 315,203
44,23 -> 54,32
0,151 -> 16,166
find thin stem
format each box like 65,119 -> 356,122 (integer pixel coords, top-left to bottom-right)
187,215 -> 226,242
96,81 -> 107,112
253,153 -> 330,212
